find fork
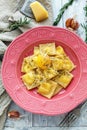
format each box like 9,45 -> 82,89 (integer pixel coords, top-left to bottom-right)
59,100 -> 87,127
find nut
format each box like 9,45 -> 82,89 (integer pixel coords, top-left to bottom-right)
71,20 -> 79,30
8,110 -> 20,118
67,27 -> 74,32
65,18 -> 73,28
65,18 -> 79,30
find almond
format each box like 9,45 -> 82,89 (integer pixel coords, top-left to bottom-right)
8,110 -> 20,118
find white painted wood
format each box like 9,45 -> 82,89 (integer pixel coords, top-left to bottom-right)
4,0 -> 87,130
5,102 -> 33,128
52,0 -> 63,27
62,0 -> 85,40
46,114 -> 66,127
32,114 -> 48,126
4,127 -> 87,130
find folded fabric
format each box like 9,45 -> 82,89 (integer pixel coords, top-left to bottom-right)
0,108 -> 8,130
0,0 -> 53,41
0,0 -> 53,129
0,41 -> 7,55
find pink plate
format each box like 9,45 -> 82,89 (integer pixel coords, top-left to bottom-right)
1,26 -> 87,115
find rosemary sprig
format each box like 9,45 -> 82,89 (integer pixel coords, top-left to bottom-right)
53,0 -> 75,26
83,4 -> 87,17
81,2 -> 87,43
8,17 -> 30,31
81,24 -> 87,43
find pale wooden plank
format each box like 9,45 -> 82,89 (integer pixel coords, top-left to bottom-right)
32,114 -> 48,126
32,114 -> 66,127
5,102 -> 32,128
52,0 -> 63,27
47,114 -> 67,127
70,102 -> 87,127
62,0 -> 85,41
4,127 -> 87,130
27,112 -> 33,127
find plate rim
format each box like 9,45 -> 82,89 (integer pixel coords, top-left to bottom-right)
1,26 -> 87,115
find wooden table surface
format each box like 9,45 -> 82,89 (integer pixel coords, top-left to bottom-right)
4,0 -> 87,130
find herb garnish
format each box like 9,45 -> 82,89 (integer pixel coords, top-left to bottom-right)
81,24 -> 87,43
9,17 -> 30,31
81,2 -> 87,43
53,0 -> 75,26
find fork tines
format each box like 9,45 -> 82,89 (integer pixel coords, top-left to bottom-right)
59,112 -> 77,127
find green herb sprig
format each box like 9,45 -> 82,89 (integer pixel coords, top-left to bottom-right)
9,17 -> 30,31
81,24 -> 87,43
53,0 -> 75,26
81,2 -> 87,43
83,4 -> 87,17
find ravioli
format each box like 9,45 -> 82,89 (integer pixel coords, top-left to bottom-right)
53,71 -> 73,88
56,46 -> 66,57
21,70 -> 36,90
33,54 -> 51,69
52,57 -> 64,70
63,57 -> 76,72
34,46 -> 40,55
21,43 -> 76,99
43,67 -> 58,80
53,84 -> 63,95
39,43 -> 56,55
21,56 -> 36,73
37,80 -> 57,99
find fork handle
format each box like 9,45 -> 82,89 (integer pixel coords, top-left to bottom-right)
76,100 -> 87,109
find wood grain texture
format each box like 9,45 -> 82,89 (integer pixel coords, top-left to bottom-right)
4,0 -> 87,130
3,127 -> 87,130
